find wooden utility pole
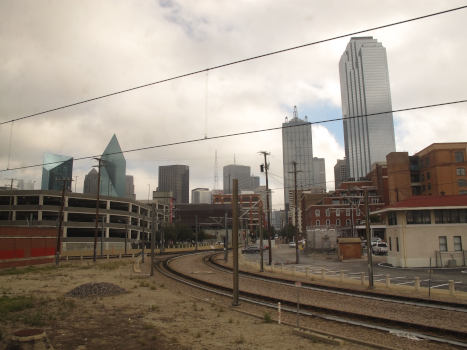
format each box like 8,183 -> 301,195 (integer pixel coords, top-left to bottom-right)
259,151 -> 272,265
56,178 -> 72,266
290,161 -> 301,264
151,203 -> 156,276
365,189 -> 374,288
232,179 -> 239,306
93,157 -> 103,263
259,201 -> 264,272
8,178 -> 16,221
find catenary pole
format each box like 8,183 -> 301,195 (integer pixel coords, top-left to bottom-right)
365,189 -> 374,288
232,179 -> 239,306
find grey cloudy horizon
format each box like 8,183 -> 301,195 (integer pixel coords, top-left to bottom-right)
1,0 -> 467,209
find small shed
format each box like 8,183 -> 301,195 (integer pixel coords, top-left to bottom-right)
337,237 -> 362,260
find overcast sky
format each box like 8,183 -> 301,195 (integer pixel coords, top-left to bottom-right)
1,0 -> 466,209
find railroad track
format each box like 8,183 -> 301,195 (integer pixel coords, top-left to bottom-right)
208,253 -> 467,313
157,252 -> 467,349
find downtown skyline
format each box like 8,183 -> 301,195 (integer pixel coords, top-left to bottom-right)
1,1 -> 467,210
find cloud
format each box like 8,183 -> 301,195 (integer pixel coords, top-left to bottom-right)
1,0 -> 466,207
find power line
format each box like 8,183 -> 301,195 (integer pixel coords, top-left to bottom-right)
1,98 -> 466,173
1,5 -> 466,126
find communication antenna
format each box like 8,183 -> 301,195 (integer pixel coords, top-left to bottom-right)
293,105 -> 298,119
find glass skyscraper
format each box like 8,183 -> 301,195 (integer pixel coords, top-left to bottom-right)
282,106 -> 314,212
223,164 -> 259,194
158,165 -> 189,204
100,134 -> 126,197
41,153 -> 73,191
339,37 -> 396,180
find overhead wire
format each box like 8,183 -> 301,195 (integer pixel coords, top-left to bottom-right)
1,98 -> 466,173
1,5 -> 466,126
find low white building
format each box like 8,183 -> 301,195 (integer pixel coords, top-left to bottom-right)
373,195 -> 467,268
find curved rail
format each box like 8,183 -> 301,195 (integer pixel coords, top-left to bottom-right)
157,252 -> 467,349
208,253 -> 467,313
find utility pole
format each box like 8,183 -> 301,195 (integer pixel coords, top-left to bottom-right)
56,178 -> 72,266
195,215 -> 199,251
259,151 -> 272,266
7,178 -> 16,221
259,201 -> 264,272
290,161 -> 301,264
232,179 -> 239,306
224,212 -> 228,262
93,157 -> 103,263
365,189 -> 374,289
151,203 -> 156,276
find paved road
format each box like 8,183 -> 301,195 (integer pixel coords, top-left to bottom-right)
243,244 -> 467,292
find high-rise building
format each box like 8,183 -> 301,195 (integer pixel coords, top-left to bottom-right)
223,164 -> 259,194
17,180 -> 35,190
282,106 -> 314,213
339,37 -> 396,180
158,165 -> 189,204
312,157 -> 326,193
191,188 -> 212,204
41,153 -> 73,191
100,134 -> 126,197
126,175 -> 135,200
334,158 -> 348,190
83,168 -> 98,194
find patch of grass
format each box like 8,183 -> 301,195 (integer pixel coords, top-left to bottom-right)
228,318 -> 233,323
159,283 -> 165,288
150,285 -> 156,290
263,312 -> 273,323
195,331 -> 201,338
143,322 -> 154,330
0,264 -> 62,276
0,295 -> 34,316
96,261 -> 128,271
150,305 -> 160,312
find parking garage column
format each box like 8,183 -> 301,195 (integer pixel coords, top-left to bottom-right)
38,195 -> 43,221
105,214 -> 110,238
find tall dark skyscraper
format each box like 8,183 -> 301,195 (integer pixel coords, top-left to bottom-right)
223,164 -> 259,194
339,37 -> 396,180
158,165 -> 189,204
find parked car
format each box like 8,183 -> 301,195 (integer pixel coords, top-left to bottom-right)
241,245 -> 260,254
288,241 -> 296,248
372,242 -> 388,255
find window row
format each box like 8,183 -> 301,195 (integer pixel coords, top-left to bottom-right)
439,236 -> 463,252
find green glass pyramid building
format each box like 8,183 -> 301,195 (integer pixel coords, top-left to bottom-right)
41,153 -> 73,191
100,134 -> 126,197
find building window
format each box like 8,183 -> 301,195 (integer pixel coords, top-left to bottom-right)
325,208 -> 330,217
427,172 -> 430,180
388,212 -> 397,225
406,210 -> 431,224
457,168 -> 466,176
435,209 -> 467,224
389,237 -> 392,251
346,219 -> 351,226
336,209 -> 340,217
439,236 -> 447,252
356,208 -> 361,216
346,209 -> 350,216
427,183 -> 431,190
421,174 -> 425,182
315,209 -> 320,217
336,219 -> 340,226
454,236 -> 462,251
326,219 -> 330,226
458,179 -> 467,187
315,220 -> 320,226
455,151 -> 464,163
396,237 -> 399,252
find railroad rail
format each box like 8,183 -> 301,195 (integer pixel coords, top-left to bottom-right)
157,252 -> 467,349
208,253 -> 467,313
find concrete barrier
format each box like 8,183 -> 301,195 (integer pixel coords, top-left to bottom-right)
414,277 -> 420,291
449,280 -> 455,295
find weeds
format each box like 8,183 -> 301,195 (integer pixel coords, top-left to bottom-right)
263,312 -> 273,323
234,335 -> 245,344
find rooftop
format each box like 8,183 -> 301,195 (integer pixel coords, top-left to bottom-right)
372,195 -> 467,214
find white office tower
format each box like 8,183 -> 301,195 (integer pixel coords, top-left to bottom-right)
339,37 -> 396,180
282,106 -> 314,214
191,188 -> 212,204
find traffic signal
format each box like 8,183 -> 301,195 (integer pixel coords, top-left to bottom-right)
260,164 -> 264,172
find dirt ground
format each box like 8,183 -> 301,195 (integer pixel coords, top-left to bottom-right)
0,258 -> 347,350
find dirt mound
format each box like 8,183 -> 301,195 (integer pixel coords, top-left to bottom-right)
66,282 -> 126,298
